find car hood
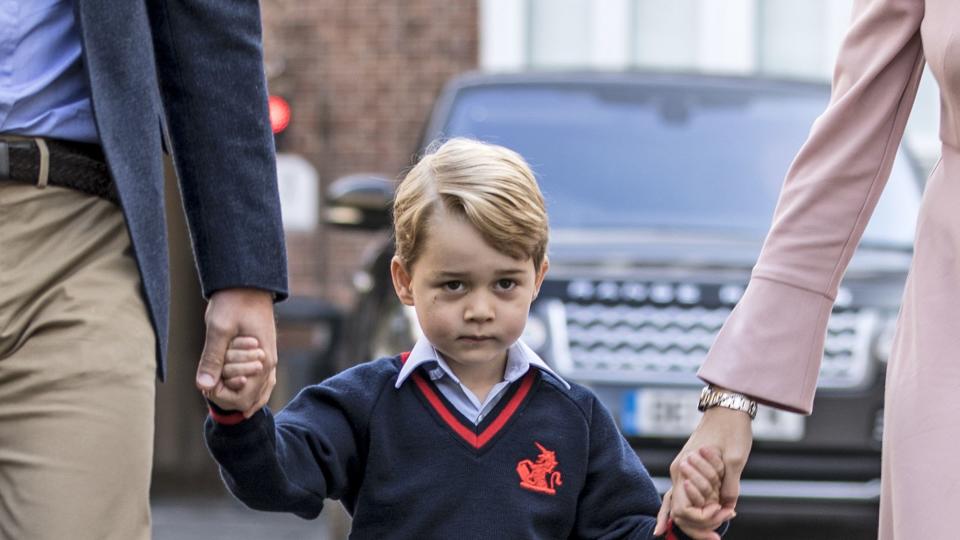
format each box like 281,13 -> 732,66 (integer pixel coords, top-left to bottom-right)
546,229 -> 912,280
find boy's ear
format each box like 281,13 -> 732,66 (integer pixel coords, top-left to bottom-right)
533,257 -> 549,298
390,256 -> 416,306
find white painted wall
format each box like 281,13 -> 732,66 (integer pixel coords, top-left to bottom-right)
479,0 -> 527,71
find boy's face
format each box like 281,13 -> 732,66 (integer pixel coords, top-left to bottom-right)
391,210 -> 548,370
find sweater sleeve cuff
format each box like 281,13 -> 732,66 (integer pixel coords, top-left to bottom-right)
207,401 -> 251,426
665,518 -> 730,539
665,519 -> 681,540
697,276 -> 834,414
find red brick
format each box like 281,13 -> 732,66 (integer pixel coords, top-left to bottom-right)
261,0 -> 478,308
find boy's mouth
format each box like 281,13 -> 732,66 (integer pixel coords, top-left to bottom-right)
458,335 -> 495,344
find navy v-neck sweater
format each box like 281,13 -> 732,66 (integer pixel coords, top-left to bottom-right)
205,354 -> 708,539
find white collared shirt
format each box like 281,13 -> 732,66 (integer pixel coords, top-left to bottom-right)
395,338 -> 570,425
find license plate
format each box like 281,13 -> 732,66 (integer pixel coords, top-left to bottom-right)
621,388 -> 805,441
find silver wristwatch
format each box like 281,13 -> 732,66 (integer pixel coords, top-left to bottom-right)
698,386 -> 758,420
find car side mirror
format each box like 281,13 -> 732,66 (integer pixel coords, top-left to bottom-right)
274,296 -> 344,390
324,174 -> 394,230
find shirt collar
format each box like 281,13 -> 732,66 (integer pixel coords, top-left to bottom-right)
395,337 -> 571,390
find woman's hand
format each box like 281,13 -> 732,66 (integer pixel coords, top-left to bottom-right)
654,406 -> 753,536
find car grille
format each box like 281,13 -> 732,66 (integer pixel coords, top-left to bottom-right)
541,285 -> 879,389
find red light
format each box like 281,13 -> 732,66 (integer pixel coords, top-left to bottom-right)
268,95 -> 291,134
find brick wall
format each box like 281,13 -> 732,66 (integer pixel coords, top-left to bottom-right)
260,0 -> 479,306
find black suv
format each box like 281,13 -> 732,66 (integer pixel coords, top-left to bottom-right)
324,71 -> 920,527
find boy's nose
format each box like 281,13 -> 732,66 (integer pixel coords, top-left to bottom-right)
464,294 -> 495,322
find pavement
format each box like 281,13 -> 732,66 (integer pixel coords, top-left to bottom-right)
151,496 -> 340,540
151,495 -> 876,540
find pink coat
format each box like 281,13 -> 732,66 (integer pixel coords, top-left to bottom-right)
697,0 -> 959,537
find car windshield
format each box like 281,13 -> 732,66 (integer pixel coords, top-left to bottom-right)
440,81 -> 920,248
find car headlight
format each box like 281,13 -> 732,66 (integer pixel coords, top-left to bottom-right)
872,315 -> 898,364
523,312 -> 548,353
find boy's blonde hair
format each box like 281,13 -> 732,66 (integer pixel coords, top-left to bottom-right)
393,138 -> 548,269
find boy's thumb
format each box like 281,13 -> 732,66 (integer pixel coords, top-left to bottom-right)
653,489 -> 672,536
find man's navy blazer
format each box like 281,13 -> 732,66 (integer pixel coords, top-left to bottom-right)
74,0 -> 288,377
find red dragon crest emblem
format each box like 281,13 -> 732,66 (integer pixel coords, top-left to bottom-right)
516,442 -> 563,495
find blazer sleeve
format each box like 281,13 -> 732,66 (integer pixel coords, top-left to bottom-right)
698,0 -> 925,414
146,0 -> 288,300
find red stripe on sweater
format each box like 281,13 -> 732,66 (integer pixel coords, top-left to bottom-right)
477,373 -> 534,447
413,373 -> 479,446
412,369 -> 536,450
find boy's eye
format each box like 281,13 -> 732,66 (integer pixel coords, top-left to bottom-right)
495,279 -> 517,291
443,281 -> 464,292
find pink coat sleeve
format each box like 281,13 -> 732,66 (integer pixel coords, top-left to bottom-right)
697,0 -> 926,414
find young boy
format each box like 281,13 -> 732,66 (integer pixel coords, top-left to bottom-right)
203,138 -> 731,539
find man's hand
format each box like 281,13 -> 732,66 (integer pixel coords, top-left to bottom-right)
653,406 -> 753,537
197,288 -> 277,417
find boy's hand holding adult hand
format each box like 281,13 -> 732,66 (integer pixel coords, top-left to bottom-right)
196,288 -> 278,417
202,336 -> 269,413
654,406 -> 753,537
655,446 -> 733,540
657,488 -> 727,540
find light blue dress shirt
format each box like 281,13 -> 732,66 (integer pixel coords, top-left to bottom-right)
0,0 -> 98,143
396,338 -> 571,425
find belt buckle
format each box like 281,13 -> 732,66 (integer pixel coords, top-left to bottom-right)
0,137 -> 41,184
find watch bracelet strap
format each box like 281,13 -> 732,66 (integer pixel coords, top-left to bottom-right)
698,386 -> 758,419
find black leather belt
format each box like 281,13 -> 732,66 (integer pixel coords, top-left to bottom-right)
0,136 -> 118,206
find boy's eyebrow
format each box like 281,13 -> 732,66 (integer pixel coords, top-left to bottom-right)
431,268 -> 528,279
494,268 -> 528,276
432,271 -> 470,279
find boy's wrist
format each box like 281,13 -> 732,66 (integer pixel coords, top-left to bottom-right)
666,516 -> 730,539
207,400 -> 248,425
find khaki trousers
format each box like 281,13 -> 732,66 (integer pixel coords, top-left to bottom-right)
0,182 -> 155,540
